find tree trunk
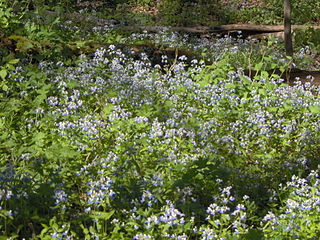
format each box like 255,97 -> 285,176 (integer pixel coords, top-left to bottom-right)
284,0 -> 293,56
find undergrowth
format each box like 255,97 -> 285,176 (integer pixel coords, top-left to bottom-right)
1,1 -> 320,239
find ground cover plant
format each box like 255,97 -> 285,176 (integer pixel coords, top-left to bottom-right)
1,1 -> 320,239
1,40 -> 320,239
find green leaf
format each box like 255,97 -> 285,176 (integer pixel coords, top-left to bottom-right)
40,225 -> 49,236
269,106 -> 282,114
3,139 -> 16,148
32,132 -> 46,147
137,105 -> 153,117
283,103 -> 293,111
265,82 -> 276,90
89,210 -> 115,220
80,223 -> 89,234
309,105 -> 320,114
199,79 -> 210,88
0,83 -> 8,91
241,75 -> 251,85
261,70 -> 269,79
0,69 -> 7,80
228,237 -> 238,240
46,144 -> 80,160
177,86 -> 187,93
258,88 -> 267,96
225,83 -> 236,89
8,58 -> 19,65
254,62 -> 264,71
103,104 -> 114,116
208,220 -> 219,228
67,80 -> 80,88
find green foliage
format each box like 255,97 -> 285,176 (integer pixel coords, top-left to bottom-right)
157,0 -> 183,26
262,171 -> 320,239
0,1 -> 320,238
0,56 -> 19,90
226,0 -> 320,24
291,0 -> 320,24
294,28 -> 320,53
0,41 -> 319,238
115,0 -> 320,26
0,2 -> 21,36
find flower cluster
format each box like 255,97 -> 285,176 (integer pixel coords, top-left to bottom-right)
201,186 -> 250,238
262,170 -> 320,239
85,171 -> 115,208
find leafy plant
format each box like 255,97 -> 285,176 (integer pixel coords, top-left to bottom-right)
0,57 -> 20,91
0,2 -> 21,36
294,28 -> 320,53
1,2 -> 320,238
262,171 -> 320,239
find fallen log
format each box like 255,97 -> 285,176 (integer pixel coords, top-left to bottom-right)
211,24 -> 320,32
116,25 -> 214,34
118,24 -> 320,35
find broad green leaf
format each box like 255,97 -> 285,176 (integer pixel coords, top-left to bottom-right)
67,80 -> 80,88
0,69 -> 7,80
254,62 -> 264,71
283,103 -> 293,111
0,83 -> 8,91
103,104 -> 114,116
267,107 -> 279,112
32,132 -> 45,146
258,88 -> 267,96
225,83 -> 236,89
8,58 -> 20,64
177,86 -> 187,93
9,35 -> 36,52
261,70 -> 269,79
89,210 -> 115,220
45,144 -> 80,160
309,105 -> 320,114
241,75 -> 251,85
265,82 -> 276,90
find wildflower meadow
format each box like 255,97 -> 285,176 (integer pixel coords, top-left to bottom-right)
1,0 -> 320,239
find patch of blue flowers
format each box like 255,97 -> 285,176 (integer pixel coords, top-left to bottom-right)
0,38 -> 320,239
